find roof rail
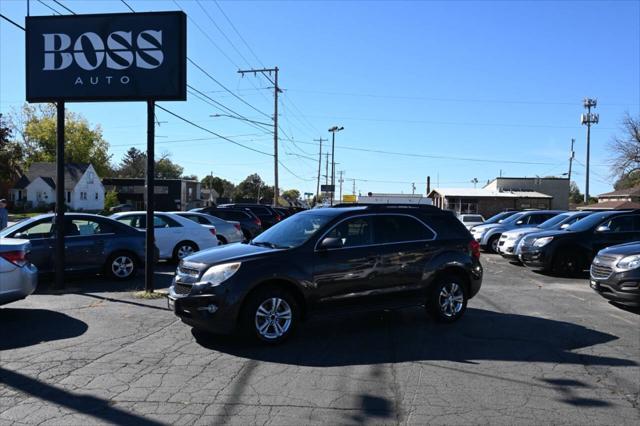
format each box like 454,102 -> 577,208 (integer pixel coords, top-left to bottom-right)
332,203 -> 440,211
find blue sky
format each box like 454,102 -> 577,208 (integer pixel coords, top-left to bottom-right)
1,0 -> 639,197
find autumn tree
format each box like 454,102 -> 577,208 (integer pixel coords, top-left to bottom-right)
610,114 -> 640,189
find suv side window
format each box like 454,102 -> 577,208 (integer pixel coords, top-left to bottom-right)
373,215 -> 434,244
326,217 -> 372,248
602,215 -> 635,233
528,214 -> 553,225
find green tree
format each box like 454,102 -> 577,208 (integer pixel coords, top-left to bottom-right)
155,152 -> 183,178
9,103 -> 112,176
234,173 -> 273,202
115,148 -> 184,179
103,189 -> 120,211
569,181 -> 583,204
610,113 -> 640,189
0,113 -> 23,191
282,189 -> 301,201
201,175 -> 236,198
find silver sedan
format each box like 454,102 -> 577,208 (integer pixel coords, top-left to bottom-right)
171,211 -> 244,244
0,238 -> 38,305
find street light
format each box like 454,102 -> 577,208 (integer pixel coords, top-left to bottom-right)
328,126 -> 344,205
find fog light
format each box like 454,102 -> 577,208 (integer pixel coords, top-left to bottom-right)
620,282 -> 639,289
197,304 -> 218,314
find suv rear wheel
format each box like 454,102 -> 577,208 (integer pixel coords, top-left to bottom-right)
243,286 -> 299,344
488,235 -> 500,253
427,276 -> 468,322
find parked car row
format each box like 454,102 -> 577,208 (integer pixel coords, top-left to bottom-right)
479,208 -> 640,308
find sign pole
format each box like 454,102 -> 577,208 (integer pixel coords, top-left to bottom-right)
145,100 -> 155,293
54,101 -> 65,290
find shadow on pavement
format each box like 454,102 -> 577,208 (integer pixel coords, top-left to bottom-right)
609,301 -> 640,315
0,367 -> 163,425
0,308 -> 88,351
193,307 -> 636,368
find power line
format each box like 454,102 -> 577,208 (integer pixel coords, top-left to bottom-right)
120,0 -> 135,13
36,0 -> 61,15
155,105 -> 273,157
0,13 -> 25,30
52,0 -> 75,14
214,0 -> 265,68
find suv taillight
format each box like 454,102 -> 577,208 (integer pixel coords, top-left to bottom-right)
233,223 -> 241,231
469,240 -> 481,259
254,218 -> 262,227
209,228 -> 217,236
1,250 -> 28,267
275,214 -> 282,222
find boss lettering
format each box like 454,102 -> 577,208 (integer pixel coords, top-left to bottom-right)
42,30 -> 163,71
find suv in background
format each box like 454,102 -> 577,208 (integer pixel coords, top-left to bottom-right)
473,210 -> 563,253
520,210 -> 640,276
196,207 -> 263,241
218,203 -> 282,229
168,204 -> 483,344
458,214 -> 485,230
590,242 -> 640,307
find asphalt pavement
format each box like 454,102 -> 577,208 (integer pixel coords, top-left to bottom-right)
0,255 -> 638,425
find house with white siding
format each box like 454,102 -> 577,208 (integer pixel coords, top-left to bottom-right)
11,162 -> 105,211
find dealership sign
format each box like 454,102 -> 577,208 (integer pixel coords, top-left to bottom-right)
26,11 -> 186,102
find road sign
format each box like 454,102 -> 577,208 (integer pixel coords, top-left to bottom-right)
321,184 -> 335,192
26,12 -> 187,102
342,194 -> 356,203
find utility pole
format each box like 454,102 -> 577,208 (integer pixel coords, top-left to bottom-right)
352,179 -> 356,195
328,126 -> 344,205
338,170 -> 345,201
411,182 -> 416,195
238,67 -> 281,206
314,138 -> 326,204
325,153 -> 329,185
581,98 -> 599,204
209,171 -> 214,206
471,178 -> 479,188
568,138 -> 575,183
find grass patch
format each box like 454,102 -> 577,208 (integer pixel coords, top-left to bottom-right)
132,290 -> 168,299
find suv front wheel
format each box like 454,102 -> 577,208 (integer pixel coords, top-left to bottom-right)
427,276 -> 468,323
243,286 -> 299,344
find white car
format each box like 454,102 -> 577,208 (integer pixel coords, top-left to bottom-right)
170,211 -> 244,245
0,238 -> 38,305
458,214 -> 485,230
110,211 -> 218,261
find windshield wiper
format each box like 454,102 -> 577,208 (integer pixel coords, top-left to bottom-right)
251,241 -> 289,249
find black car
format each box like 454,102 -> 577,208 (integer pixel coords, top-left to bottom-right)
590,242 -> 640,307
196,207 -> 263,240
168,204 -> 483,344
218,203 -> 282,229
0,213 -> 148,280
520,210 -> 640,275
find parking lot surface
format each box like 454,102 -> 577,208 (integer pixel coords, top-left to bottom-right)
1,256 -> 638,425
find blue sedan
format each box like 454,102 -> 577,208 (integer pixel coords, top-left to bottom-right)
0,213 -> 147,280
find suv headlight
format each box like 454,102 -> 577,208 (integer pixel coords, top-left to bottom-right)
616,255 -> 640,272
200,262 -> 241,286
533,237 -> 553,248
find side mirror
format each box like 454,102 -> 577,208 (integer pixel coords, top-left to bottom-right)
516,220 -> 524,225
596,225 -> 610,233
560,223 -> 569,229
14,232 -> 27,239
319,237 -> 344,250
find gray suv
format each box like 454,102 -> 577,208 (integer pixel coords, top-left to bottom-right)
471,210 -> 563,253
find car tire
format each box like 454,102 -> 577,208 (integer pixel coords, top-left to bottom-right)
172,241 -> 199,262
105,252 -> 138,280
552,251 -> 584,277
217,236 -> 228,245
427,275 -> 468,323
242,286 -> 299,344
488,235 -> 500,254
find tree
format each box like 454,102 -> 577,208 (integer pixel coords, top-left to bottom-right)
0,113 -> 23,190
201,175 -> 235,198
115,148 -> 184,179
610,113 -> 640,189
569,181 -> 584,204
234,173 -> 274,202
103,190 -> 120,211
9,103 -> 112,176
282,189 -> 301,201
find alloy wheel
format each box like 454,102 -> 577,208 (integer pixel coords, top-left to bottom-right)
254,297 -> 293,340
111,256 -> 134,278
438,282 -> 465,318
177,245 -> 195,259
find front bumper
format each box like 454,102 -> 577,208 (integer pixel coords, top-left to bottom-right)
519,247 -> 549,269
590,269 -> 640,306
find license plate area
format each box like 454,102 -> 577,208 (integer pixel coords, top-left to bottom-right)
168,296 -> 176,311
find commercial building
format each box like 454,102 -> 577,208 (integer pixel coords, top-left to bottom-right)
102,178 -> 201,211
484,177 -> 570,210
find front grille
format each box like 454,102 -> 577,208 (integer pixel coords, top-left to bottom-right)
178,266 -> 200,277
590,264 -> 613,280
174,283 -> 192,295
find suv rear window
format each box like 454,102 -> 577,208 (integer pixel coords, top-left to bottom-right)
462,215 -> 483,223
373,215 -> 434,243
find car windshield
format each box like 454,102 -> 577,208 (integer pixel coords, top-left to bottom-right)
538,213 -> 571,230
501,212 -> 525,224
484,211 -> 516,224
565,212 -> 615,232
0,217 -> 41,238
251,213 -> 334,249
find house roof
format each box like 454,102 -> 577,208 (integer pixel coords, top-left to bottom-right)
20,162 -> 91,190
428,188 -> 553,199
597,186 -> 640,198
13,175 -> 30,190
578,200 -> 640,211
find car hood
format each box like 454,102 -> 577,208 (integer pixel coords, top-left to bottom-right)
599,242 -> 640,256
502,227 -> 538,237
472,223 -> 503,232
522,229 -> 572,240
182,242 -> 278,267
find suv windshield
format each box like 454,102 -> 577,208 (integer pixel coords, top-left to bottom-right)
501,212 -> 525,224
251,213 -> 333,249
484,211 -> 517,224
538,213 -> 571,230
566,212 -> 618,232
